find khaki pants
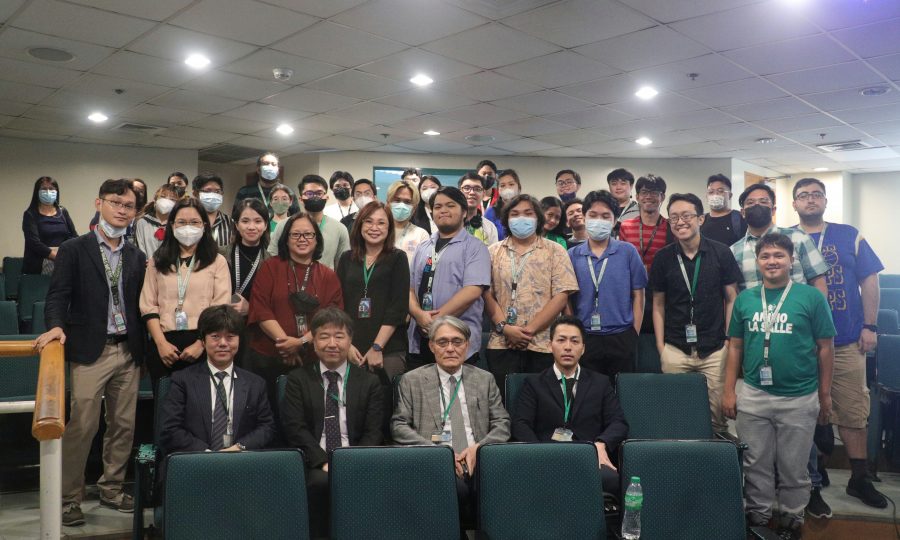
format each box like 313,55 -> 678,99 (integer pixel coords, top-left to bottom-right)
660,343 -> 727,432
61,342 -> 139,504
831,344 -> 869,428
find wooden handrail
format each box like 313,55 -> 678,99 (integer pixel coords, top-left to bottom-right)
0,340 -> 65,441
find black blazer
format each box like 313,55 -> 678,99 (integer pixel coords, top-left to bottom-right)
511,367 -> 628,453
44,231 -> 146,365
160,361 -> 276,454
22,207 -> 77,274
281,362 -> 384,469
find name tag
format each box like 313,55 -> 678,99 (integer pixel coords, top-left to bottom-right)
431,430 -> 451,445
551,428 -> 573,442
685,324 -> 697,343
174,308 -> 188,331
590,312 -> 602,331
506,306 -> 518,325
422,292 -> 434,311
759,366 -> 773,386
358,297 -> 372,319
113,312 -> 126,333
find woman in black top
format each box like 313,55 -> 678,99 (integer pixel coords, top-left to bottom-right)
228,198 -> 270,315
335,201 -> 410,381
411,175 -> 440,234
22,176 -> 77,275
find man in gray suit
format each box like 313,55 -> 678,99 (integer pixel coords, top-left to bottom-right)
392,315 -> 510,523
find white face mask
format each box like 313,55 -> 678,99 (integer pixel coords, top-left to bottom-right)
156,198 -> 176,215
99,216 -> 127,239
199,192 -> 223,213
355,195 -> 374,209
260,165 -> 279,181
499,188 -> 518,201
585,219 -> 613,241
707,194 -> 726,211
421,188 -> 437,205
174,225 -> 204,247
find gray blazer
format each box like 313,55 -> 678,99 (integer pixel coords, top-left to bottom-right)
391,363 -> 510,446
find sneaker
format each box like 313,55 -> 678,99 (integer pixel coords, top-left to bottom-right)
99,492 -> 134,513
847,477 -> 888,509
776,526 -> 802,540
62,503 -> 85,526
806,488 -> 832,519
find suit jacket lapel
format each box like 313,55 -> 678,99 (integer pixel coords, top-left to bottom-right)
462,369 -> 482,441
571,369 -> 590,421
543,369 -> 565,415
85,236 -> 107,281
307,368 -> 326,441
197,368 -> 213,444
231,371 -> 248,437
424,366 -> 443,431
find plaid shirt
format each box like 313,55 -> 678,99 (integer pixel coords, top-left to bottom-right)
730,225 -> 829,290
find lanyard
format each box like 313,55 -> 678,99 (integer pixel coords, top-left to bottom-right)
257,184 -> 269,208
507,242 -> 536,302
98,244 -> 124,308
176,255 -> 196,309
319,217 -> 326,233
234,245 -> 261,296
425,241 -> 452,294
362,258 -> 376,296
318,363 -> 350,406
439,370 -> 463,426
290,261 -> 312,293
815,222 -> 828,253
639,216 -> 663,258
760,281 -> 793,366
586,256 -> 609,308
209,368 -> 235,422
676,251 -> 702,323
559,367 -> 579,425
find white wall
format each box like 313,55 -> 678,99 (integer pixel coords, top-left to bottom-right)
849,171 -> 900,273
773,171 -> 844,227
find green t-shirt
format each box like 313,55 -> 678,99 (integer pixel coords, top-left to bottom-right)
728,282 -> 836,396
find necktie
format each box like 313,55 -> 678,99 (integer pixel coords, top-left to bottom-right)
210,371 -> 228,451
447,375 -> 467,453
324,371 -> 342,452
564,377 -> 576,404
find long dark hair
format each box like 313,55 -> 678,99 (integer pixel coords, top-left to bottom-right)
230,198 -> 271,258
349,201 -> 396,263
28,176 -> 60,212
412,175 -> 441,233
491,168 -> 521,218
540,196 -> 567,236
277,212 -> 324,262
153,198 -> 219,274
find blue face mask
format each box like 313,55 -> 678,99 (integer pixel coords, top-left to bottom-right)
390,202 -> 413,222
39,189 -> 58,205
585,219 -> 613,241
508,217 -> 537,239
560,191 -> 577,202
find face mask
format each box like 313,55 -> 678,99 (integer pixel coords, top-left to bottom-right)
39,189 -> 57,205
355,195 -> 374,209
198,192 -> 223,213
156,198 -> 176,215
174,225 -> 204,247
421,188 -> 437,205
585,219 -> 613,241
260,165 -> 279,181
271,200 -> 291,215
303,198 -> 326,213
707,194 -> 726,212
99,216 -> 127,239
560,192 -> 576,202
508,217 -> 537,239
483,174 -> 495,190
333,187 -> 350,201
499,188 -> 518,201
391,202 -> 413,222
744,205 -> 773,228
173,186 -> 186,198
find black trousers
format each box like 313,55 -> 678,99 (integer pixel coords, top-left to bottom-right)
306,467 -> 330,540
485,348 -> 553,403
243,347 -> 293,411
582,328 -> 638,382
146,330 -> 206,396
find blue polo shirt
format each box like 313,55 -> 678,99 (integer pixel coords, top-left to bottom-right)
568,239 -> 647,336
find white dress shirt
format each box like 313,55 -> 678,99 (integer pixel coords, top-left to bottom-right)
436,365 -> 476,447
319,361 -> 350,450
207,361 -> 235,426
323,201 -> 357,221
552,364 -> 580,396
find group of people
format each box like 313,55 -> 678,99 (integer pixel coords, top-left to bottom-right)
25,150 -> 886,540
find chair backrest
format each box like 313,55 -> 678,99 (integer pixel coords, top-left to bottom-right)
881,288 -> 900,318
0,301 -> 19,335
504,373 -> 528,419
30,301 -> 47,333
621,440 -> 744,540
164,449 -> 308,540
877,335 -> 900,391
878,309 -> 900,336
0,273 -> 5,301
17,274 -> 51,322
635,333 -> 661,373
330,446 -> 459,540
2,257 -> 23,300
616,373 -> 713,439
0,334 -> 40,401
880,274 -> 900,289
478,442 -> 606,540
154,377 -> 172,447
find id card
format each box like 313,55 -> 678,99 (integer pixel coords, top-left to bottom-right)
174,308 -> 188,331
113,312 -> 126,333
222,433 -> 233,448
358,297 -> 372,319
431,430 -> 452,445
295,314 -> 307,336
685,324 -> 698,343
759,365 -> 773,386
422,292 -> 434,311
551,428 -> 573,442
590,312 -> 602,331
505,306 -> 518,325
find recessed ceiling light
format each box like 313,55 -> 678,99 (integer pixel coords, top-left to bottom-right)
87,112 -> 108,123
756,137 -> 777,144
276,123 -> 294,135
813,167 -> 829,172
635,86 -> 658,100
635,136 -> 652,146
184,53 -> 210,69
410,74 -> 434,87
27,47 -> 74,62
860,86 -> 890,97
423,130 -> 440,136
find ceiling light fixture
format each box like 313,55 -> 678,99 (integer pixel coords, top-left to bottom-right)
184,53 -> 211,69
276,123 -> 294,135
756,137 -> 777,144
635,136 -> 652,146
87,112 -> 108,123
860,86 -> 890,97
813,167 -> 829,172
635,86 -> 658,100
410,74 -> 434,87
423,130 -> 440,136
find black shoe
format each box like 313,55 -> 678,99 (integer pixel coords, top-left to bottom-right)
817,457 -> 830,487
806,488 -> 832,519
847,477 -> 888,509
62,503 -> 85,526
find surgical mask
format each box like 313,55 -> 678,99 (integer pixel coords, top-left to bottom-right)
174,225 -> 204,247
499,188 -> 518,201
303,198 -> 326,213
271,200 -> 291,215
198,192 -> 223,213
99,216 -> 127,239
707,194 -> 726,212
390,202 -> 413,222
560,191 -> 576,202
744,205 -> 773,228
260,165 -> 279,181
156,198 -> 176,215
355,195 -> 374,209
39,189 -> 57,205
333,187 -> 350,201
508,217 -> 537,239
585,219 -> 613,241
421,188 -> 437,205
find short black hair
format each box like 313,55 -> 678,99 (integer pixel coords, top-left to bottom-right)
299,174 -> 328,193
501,194 -> 545,236
310,307 -> 354,337
329,171 -> 354,189
457,171 -> 485,188
550,315 -> 586,342
256,152 -> 278,168
167,171 -> 188,183
792,177 -> 826,199
353,178 -> 377,196
635,174 -> 666,194
563,197 -> 584,214
667,193 -> 704,216
98,178 -> 136,199
401,167 -> 421,179
277,212 -> 324,262
556,169 -> 581,185
192,172 -> 224,192
430,186 -> 467,211
707,174 -> 732,190
581,190 -> 619,217
476,160 -> 498,175
755,231 -> 794,259
606,168 -> 634,186
739,183 -> 776,207
198,305 -> 245,339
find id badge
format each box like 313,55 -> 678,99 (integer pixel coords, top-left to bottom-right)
551,428 -> 573,442
685,324 -> 698,343
222,433 -> 233,448
174,308 -> 188,331
431,430 -> 452,445
590,312 -> 602,331
113,312 -> 126,333
759,365 -> 773,386
505,306 -> 518,325
422,292 -> 434,311
295,314 -> 307,336
358,297 -> 372,319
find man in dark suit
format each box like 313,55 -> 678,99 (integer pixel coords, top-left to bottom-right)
511,315 -> 628,494
160,305 -> 276,455
280,307 -> 384,540
35,179 -> 146,526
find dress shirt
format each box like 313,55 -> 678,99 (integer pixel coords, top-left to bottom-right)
319,361 -> 350,449
436,365 -> 476,448
552,364 -> 580,396
206,360 -> 235,426
95,228 -> 126,335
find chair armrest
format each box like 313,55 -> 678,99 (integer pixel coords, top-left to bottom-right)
715,431 -> 749,452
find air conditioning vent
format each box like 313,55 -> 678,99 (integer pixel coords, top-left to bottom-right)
816,140 -> 872,152
113,122 -> 166,134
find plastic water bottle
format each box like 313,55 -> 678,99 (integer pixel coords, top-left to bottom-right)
622,476 -> 643,539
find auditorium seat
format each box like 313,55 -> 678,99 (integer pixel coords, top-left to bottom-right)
477,442 -> 606,540
876,335 -> 900,467
16,274 -> 50,330
30,302 -> 46,334
133,376 -> 171,540
0,301 -> 19,335
330,445 -> 458,540
616,373 -> 713,440
0,273 -> 5,302
620,439 -> 745,540
881,288 -> 900,319
163,449 -> 308,540
879,274 -> 900,289
634,333 -> 661,373
878,308 -> 899,335
2,257 -> 23,301
0,334 -> 40,402
503,373 -> 528,418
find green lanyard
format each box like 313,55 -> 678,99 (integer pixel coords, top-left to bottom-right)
440,373 -> 463,426
319,363 -> 350,406
98,244 -> 124,308
319,217 -> 326,233
560,368 -> 578,425
176,255 -> 196,309
676,252 -> 702,323
362,259 -> 376,297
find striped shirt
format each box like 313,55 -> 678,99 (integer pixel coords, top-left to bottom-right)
210,212 -> 233,251
618,215 -> 672,271
730,225 -> 829,290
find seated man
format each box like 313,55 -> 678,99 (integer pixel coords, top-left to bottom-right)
160,305 -> 276,454
511,315 -> 627,495
392,315 -> 510,522
280,307 -> 384,540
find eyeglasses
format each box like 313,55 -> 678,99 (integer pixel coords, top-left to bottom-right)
668,213 -> 699,224
706,188 -> 730,196
302,190 -> 326,199
556,179 -> 577,187
638,190 -> 662,199
289,231 -> 316,241
795,191 -> 825,201
460,185 -> 484,194
433,338 -> 466,348
101,198 -> 137,212
174,220 -> 203,227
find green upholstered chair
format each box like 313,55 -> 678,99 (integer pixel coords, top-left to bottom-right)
17,274 -> 51,328
163,449 -> 308,540
878,308 -> 899,335
0,301 -> 19,335
621,439 -> 745,540
880,274 -> 900,289
133,376 -> 171,540
330,445 -> 459,540
503,373 -> 528,420
881,289 -> 900,319
2,257 -> 23,300
0,334 -> 40,401
634,332 -> 662,373
616,373 -> 713,440
30,301 -> 46,334
0,273 -> 5,301
477,442 -> 606,540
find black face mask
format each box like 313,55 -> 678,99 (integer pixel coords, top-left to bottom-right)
290,291 -> 320,315
482,174 -> 495,190
333,187 -> 350,201
303,198 -> 326,213
744,205 -> 772,228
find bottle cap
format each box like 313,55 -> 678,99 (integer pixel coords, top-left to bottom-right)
631,476 -> 640,483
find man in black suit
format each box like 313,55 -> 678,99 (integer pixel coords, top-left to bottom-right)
35,179 -> 146,526
280,307 -> 384,539
160,305 -> 276,455
511,315 -> 628,494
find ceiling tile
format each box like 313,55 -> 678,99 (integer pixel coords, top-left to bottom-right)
573,139 -> 645,154
556,74 -> 643,105
852,119 -> 900,136
328,101 -> 420,124
545,106 -> 634,129
0,79 -> 55,104
422,23 -> 559,70
618,0 -> 762,24
222,49 -> 342,85
226,134 -> 303,150
0,100 -> 35,116
303,70 -> 410,100
12,0 -> 155,47
680,78 -> 788,107
753,113 -> 842,132
375,89 -> 476,114
868,53 -> 900,81
437,71 -> 542,101
805,0 -> 900,31
575,26 -> 709,72
489,117 -> 572,136
491,90 -> 594,116
0,0 -> 25,23
65,74 -> 172,102
440,127 -> 520,145
23,104 -> 91,122
436,103 -> 529,126
357,48 -> 481,83
657,108 -> 738,129
766,62 -> 887,95
294,114 -> 373,134
0,56 -> 81,88
222,102 -> 316,123
596,118 -> 676,138
442,0 -> 558,19
527,146 -> 595,157
532,129 -> 612,146
150,90 -> 247,114
441,144 -> 512,155
141,136 -> 210,149
272,21 -> 407,68
0,114 -> 14,128
491,138 -> 560,153
723,97 -> 818,121
183,70 -> 289,101
274,142 -> 316,156
395,138 -> 473,153
641,130 -> 707,147
657,141 -> 732,156
629,54 -> 751,92
189,115 -> 274,134
171,0 -> 318,46
833,19 -> 900,59
502,0 -> 655,48
835,103 -> 900,124
331,0 -> 487,46
128,25 -> 258,67
39,90 -> 145,114
6,116 -> 85,135
307,135 -> 381,151
248,125 -> 329,143
66,0 -> 194,21
0,128 -> 67,141
262,86 -> 360,113
0,27 -> 115,71
614,148 -> 680,158
263,0 -> 368,19
339,125 -> 423,144
366,144 -> 427,153
93,51 -> 195,87
122,104 -> 210,126
681,122 -> 771,140
804,87 -> 900,113
607,93 -> 707,118
495,51 -> 619,88
390,114 -> 473,134
723,34 -> 855,76
162,126 -> 241,144
780,125 -> 876,145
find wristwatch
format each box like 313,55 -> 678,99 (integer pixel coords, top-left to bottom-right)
495,321 -> 506,334
237,442 -> 246,451
863,324 -> 878,333
372,343 -> 383,352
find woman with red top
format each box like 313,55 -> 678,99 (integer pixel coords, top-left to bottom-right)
246,212 -> 343,401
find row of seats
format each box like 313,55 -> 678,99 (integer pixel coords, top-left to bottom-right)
0,256 -> 50,335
